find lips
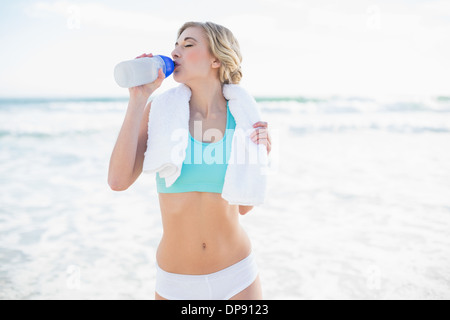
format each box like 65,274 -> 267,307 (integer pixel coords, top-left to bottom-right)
174,61 -> 181,69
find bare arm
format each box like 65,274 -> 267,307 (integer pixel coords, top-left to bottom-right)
108,52 -> 165,191
239,205 -> 254,215
108,97 -> 151,191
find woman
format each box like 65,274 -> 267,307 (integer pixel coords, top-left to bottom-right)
108,21 -> 271,300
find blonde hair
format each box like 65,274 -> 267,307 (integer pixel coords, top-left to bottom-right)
177,21 -> 243,85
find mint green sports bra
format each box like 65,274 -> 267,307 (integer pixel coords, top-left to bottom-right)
156,100 -> 236,193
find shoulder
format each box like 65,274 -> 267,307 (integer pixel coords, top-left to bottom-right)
223,84 -> 254,102
148,84 -> 192,121
223,84 -> 262,121
152,84 -> 192,106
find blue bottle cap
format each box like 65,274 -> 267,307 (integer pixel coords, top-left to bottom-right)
157,55 -> 175,78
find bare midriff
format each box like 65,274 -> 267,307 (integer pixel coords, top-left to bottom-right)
156,192 -> 252,275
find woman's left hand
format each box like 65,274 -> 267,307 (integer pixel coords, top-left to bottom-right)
250,121 -> 271,155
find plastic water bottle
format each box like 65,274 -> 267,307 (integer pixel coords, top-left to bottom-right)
114,55 -> 175,88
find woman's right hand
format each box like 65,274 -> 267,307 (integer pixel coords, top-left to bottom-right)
128,53 -> 165,101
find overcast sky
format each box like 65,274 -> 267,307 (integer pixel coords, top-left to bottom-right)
0,0 -> 449,97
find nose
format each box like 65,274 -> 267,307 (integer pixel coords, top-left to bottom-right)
171,48 -> 180,60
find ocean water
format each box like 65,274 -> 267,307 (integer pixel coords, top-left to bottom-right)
1,94 -> 450,300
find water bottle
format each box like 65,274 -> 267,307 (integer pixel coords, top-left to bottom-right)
114,55 -> 175,88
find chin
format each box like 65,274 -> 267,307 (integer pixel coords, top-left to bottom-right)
173,73 -> 185,84
174,75 -> 194,88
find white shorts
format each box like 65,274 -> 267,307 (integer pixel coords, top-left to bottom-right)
155,251 -> 259,300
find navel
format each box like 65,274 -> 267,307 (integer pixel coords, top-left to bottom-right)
202,243 -> 207,250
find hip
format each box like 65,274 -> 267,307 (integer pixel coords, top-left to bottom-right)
155,250 -> 259,300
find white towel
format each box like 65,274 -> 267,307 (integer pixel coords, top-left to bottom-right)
142,83 -> 268,206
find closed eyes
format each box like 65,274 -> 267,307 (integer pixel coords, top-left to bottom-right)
175,37 -> 198,47
174,44 -> 193,48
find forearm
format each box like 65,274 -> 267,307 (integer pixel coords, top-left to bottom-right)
108,96 -> 148,190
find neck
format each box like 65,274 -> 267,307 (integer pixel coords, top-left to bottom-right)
187,79 -> 226,119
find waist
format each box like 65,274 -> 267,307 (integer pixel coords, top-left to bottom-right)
156,224 -> 252,275
156,192 -> 250,274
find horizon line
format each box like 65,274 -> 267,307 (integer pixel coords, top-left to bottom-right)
0,94 -> 449,103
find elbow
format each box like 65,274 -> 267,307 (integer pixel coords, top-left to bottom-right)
109,184 -> 129,192
239,205 -> 254,215
108,177 -> 130,192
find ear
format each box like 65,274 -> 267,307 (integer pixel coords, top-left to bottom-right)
212,58 -> 221,69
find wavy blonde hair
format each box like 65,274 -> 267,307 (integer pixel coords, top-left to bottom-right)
177,21 -> 243,85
